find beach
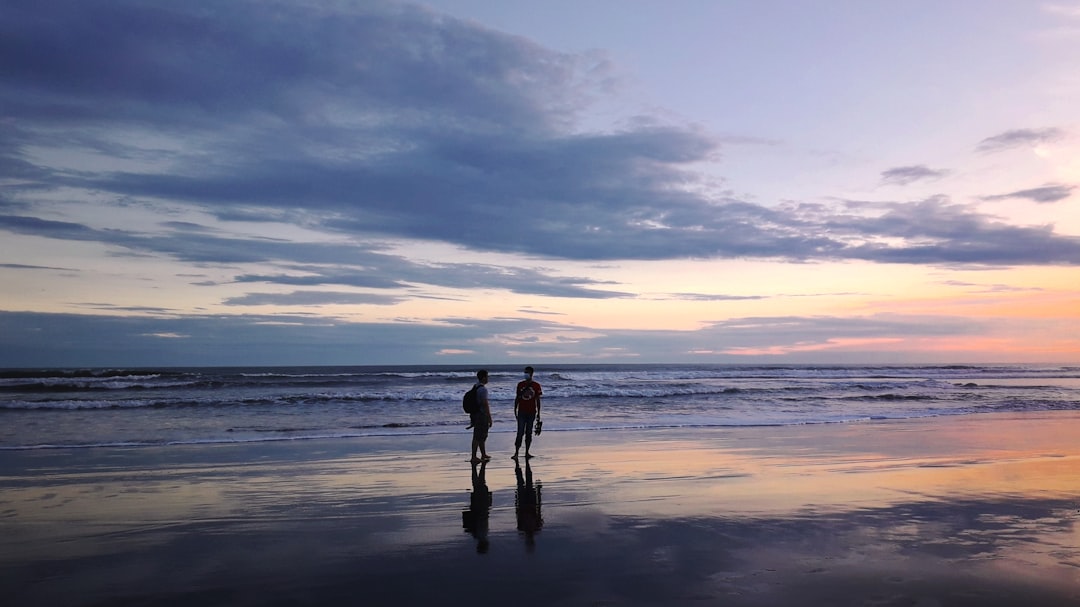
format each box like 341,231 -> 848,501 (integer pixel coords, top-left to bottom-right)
3,411 -> 1080,606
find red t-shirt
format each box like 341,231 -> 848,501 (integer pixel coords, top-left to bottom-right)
515,380 -> 542,415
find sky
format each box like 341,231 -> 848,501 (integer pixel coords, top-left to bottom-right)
2,0 -> 1079,367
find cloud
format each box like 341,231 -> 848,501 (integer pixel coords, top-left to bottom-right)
233,261 -> 634,299
0,310 -> 995,367
232,270 -> 408,291
975,128 -> 1066,153
1043,4 -> 1080,18
7,185 -> 1080,270
222,291 -> 406,306
940,280 -> 1045,294
0,212 -> 638,299
880,165 -> 949,186
0,262 -> 76,271
0,310 -> 468,366
3,0 -> 1080,278
1,0 -> 588,129
981,184 -> 1076,203
75,303 -> 180,314
140,332 -> 188,339
796,197 -> 1080,265
667,293 -> 767,302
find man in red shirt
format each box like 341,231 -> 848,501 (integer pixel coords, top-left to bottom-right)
513,366 -> 542,459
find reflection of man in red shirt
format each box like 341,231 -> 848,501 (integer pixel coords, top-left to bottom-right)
513,366 -> 542,459
515,459 -> 542,551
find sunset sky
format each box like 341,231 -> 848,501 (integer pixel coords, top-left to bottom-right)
2,0 -> 1079,367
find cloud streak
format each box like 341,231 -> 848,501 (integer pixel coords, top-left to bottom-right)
880,165 -> 949,186
982,184 -> 1076,204
975,128 -> 1065,153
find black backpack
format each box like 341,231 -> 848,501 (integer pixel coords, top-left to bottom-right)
462,384 -> 480,414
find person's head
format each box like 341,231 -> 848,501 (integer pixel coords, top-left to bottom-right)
524,366 -> 534,378
476,369 -> 488,383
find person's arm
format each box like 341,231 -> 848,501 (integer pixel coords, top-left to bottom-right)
482,390 -> 493,427
536,383 -> 542,417
513,382 -> 520,419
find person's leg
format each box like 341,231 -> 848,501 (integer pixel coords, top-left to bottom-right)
522,413 -> 535,456
477,425 -> 490,460
472,424 -> 488,462
514,416 -> 526,458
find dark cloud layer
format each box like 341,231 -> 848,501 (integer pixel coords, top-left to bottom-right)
2,0 -> 1079,279
0,310 -> 990,367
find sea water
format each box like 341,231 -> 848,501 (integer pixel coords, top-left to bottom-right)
1,364 -> 1078,450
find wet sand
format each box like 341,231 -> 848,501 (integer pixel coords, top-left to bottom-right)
3,412 -> 1080,606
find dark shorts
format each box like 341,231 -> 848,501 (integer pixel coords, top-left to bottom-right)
472,416 -> 489,441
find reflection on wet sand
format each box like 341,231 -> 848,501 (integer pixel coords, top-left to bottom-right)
5,413 -> 1080,606
514,459 -> 543,550
462,460 -> 492,553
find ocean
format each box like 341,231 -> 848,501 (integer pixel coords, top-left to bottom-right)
2,363 -> 1079,451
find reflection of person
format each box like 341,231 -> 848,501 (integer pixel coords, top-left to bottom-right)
515,459 -> 543,550
470,370 -> 492,464
513,366 -> 542,459
462,460 -> 492,553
